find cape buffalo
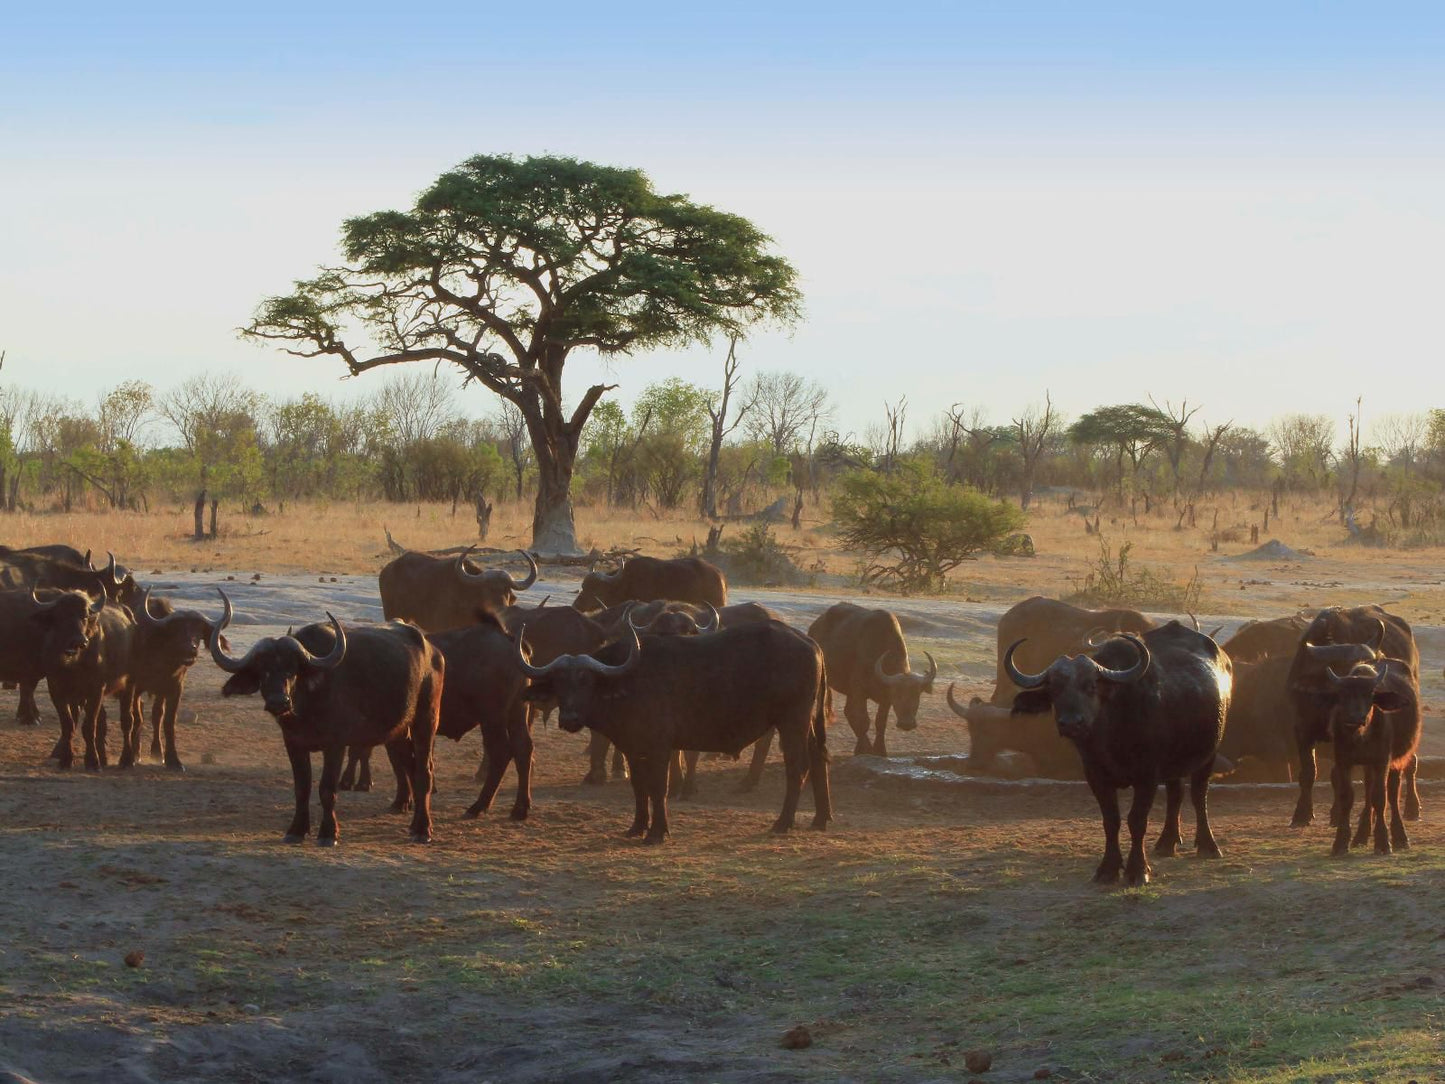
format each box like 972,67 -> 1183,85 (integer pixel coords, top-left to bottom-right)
379,547 -> 538,632
1220,613 -> 1310,665
211,591 -> 444,846
1007,622 -> 1230,886
517,621 -> 831,843
45,597 -> 138,771
573,556 -> 727,611
1317,660 -> 1420,856
0,588 -> 103,729
121,590 -> 223,770
807,602 -> 936,757
1287,606 -> 1420,828
948,597 -> 1156,778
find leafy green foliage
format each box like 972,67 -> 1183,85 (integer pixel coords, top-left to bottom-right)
708,523 -> 805,586
832,463 -> 1026,593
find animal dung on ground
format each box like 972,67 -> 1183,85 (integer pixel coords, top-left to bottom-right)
964,1050 -> 992,1073
123,950 -> 144,968
780,1025 -> 812,1049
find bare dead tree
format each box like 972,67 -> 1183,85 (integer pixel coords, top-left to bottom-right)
1149,395 -> 1203,498
1012,391 -> 1055,511
745,371 -> 832,457
1338,396 -> 1365,523
497,400 -> 531,501
702,334 -> 754,520
879,397 -> 908,474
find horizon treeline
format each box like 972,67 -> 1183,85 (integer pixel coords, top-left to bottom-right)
2,370 -> 1443,543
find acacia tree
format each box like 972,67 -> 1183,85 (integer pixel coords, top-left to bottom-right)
244,154 -> 801,552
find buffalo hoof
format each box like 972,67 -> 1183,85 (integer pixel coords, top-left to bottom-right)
810,815 -> 830,831
1331,845 -> 1350,858
282,832 -> 307,844
387,802 -> 413,815
16,716 -> 38,727
1374,839 -> 1393,856
770,820 -> 794,835
1195,839 -> 1222,859
1289,812 -> 1314,828
735,778 -> 759,794
353,781 -> 371,793
165,759 -> 185,773
1152,838 -> 1179,858
84,760 -> 101,773
581,770 -> 607,786
149,743 -> 163,761
852,741 -> 870,756
643,834 -> 667,845
1093,863 -> 1121,885
48,738 -> 66,760
337,779 -> 354,792
409,832 -> 433,845
1404,797 -> 1421,821
624,824 -> 647,839
1391,827 -> 1410,851
317,836 -> 338,848
462,804 -> 484,819
508,807 -> 529,822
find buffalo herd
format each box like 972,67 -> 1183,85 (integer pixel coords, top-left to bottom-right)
0,542 -> 1432,883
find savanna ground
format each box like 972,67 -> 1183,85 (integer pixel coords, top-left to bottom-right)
1,494 -> 1443,1082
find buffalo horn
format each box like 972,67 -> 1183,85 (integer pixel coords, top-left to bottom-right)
505,550 -> 539,591
296,613 -> 346,671
83,549 -> 92,568
209,588 -> 265,674
1368,617 -> 1386,652
516,623 -> 642,679
1003,638 -> 1049,689
1084,626 -> 1112,648
945,682 -> 970,719
137,587 -> 167,629
1187,612 -> 1200,632
454,545 -> 483,581
27,586 -> 60,613
104,551 -> 121,587
1092,634 -> 1150,684
695,603 -> 719,633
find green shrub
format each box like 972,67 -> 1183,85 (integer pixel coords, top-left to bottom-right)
1067,536 -> 1202,612
832,464 -> 1026,594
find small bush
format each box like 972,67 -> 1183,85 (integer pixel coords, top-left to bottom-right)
1067,536 -> 1203,612
707,523 -> 805,586
832,465 -> 1026,594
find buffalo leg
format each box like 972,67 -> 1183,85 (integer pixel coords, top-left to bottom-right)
1387,766 -> 1409,851
1402,754 -> 1420,821
17,680 -> 41,726
1153,778 -> 1183,857
742,729 -> 774,791
842,692 -> 871,755
611,744 -> 627,779
467,721 -> 515,819
408,732 -> 435,846
1290,739 -> 1317,827
1123,780 -> 1157,886
316,745 -> 344,846
583,731 -> 610,785
1367,765 -> 1391,855
149,695 -> 164,760
870,696 -> 890,756
1086,770 -> 1123,884
81,697 -> 102,772
1330,761 -> 1353,856
808,722 -> 832,831
117,691 -> 139,768
338,745 -> 371,792
505,709 -> 533,821
641,755 -> 669,844
771,725 -> 809,835
159,691 -> 184,771
680,750 -> 700,799
282,740 -> 312,842
53,700 -> 76,770
1190,759 -> 1222,858
1352,769 -> 1374,848
384,741 -> 414,813
623,754 -> 650,838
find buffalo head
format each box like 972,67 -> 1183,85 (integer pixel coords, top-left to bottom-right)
1006,634 -> 1150,741
136,587 -> 224,667
455,547 -> 539,610
515,624 -> 641,732
210,589 -> 346,721
627,601 -> 719,638
1323,661 -> 1411,744
873,650 -> 937,731
30,587 -> 104,662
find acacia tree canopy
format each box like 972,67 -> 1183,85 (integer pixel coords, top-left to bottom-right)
243,153 -> 802,552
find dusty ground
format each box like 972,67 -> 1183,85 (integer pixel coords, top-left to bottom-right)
1,565 -> 1443,1082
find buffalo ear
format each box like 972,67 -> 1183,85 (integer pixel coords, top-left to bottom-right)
1373,688 -> 1411,714
1011,689 -> 1052,716
221,672 -> 261,698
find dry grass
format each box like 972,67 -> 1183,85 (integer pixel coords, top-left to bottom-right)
5,488 -> 1445,621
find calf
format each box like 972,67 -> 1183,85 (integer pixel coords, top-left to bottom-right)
45,598 -> 137,771
1008,622 -> 1230,886
210,590 -> 444,845
518,621 -> 831,843
1319,661 -> 1420,857
120,589 -> 222,770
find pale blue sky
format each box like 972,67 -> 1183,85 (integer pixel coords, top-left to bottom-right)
3,2 -> 1443,443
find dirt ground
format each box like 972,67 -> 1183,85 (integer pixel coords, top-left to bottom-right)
1,568 -> 1443,1082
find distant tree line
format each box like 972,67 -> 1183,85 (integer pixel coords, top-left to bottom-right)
1,367 -> 1441,544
